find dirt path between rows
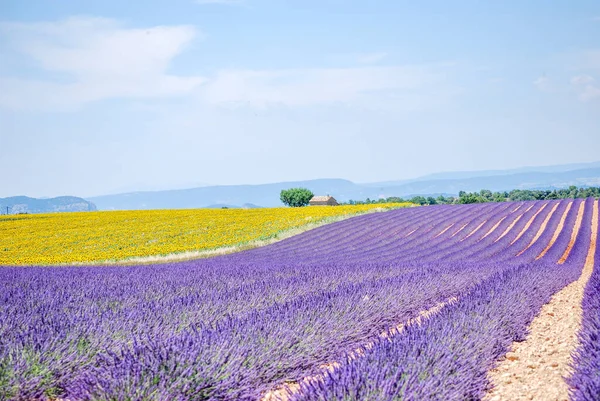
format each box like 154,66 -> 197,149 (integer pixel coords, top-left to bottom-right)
496,213 -> 525,243
451,222 -> 470,237
536,202 -> 573,260
484,200 -> 598,401
435,223 -> 455,238
510,203 -> 548,245
260,297 -> 459,401
516,202 -> 560,256
461,220 -> 488,241
559,202 -> 587,264
496,204 -> 535,243
482,216 -> 508,240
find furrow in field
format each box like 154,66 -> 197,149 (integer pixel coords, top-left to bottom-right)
491,200 -> 579,265
290,254 -> 587,400
359,203 -> 510,265
516,202 -> 560,256
559,201 -> 586,264
459,201 -> 553,264
343,205 -> 487,263
261,296 -> 459,401
432,202 -> 538,264
467,201 -> 556,264
516,199 -> 583,264
434,224 -> 455,238
481,216 -> 508,240
484,199 -> 597,401
494,204 -> 535,243
461,220 -> 488,241
405,228 -> 418,237
275,203 -> 489,266
458,205 -> 515,243
510,203 -> 548,245
536,201 -> 573,260
451,222 -> 469,237
253,205 -> 447,261
361,203 -> 508,264
241,208 -> 412,255
257,210 -> 409,256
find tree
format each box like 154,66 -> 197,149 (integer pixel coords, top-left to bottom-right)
426,197 -> 438,205
410,196 -> 427,205
386,197 -> 405,203
479,189 -> 493,201
458,193 -> 480,204
280,188 -> 314,207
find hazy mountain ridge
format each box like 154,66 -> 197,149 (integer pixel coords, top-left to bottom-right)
87,163 -> 600,211
364,161 -> 600,186
0,196 -> 97,214
6,162 -> 600,212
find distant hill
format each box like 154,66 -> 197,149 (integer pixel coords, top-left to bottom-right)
373,167 -> 600,198
0,196 -> 97,214
86,162 -> 600,211
88,179 -> 367,211
365,161 -> 600,186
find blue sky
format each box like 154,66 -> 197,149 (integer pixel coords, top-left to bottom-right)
1,0 -> 599,197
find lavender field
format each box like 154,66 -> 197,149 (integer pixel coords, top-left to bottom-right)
1,199 -> 599,401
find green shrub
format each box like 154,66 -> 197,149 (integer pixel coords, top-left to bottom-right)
280,188 -> 314,207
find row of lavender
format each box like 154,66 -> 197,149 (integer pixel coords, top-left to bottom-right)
291,197 -> 595,401
228,199 -> 568,266
0,199 -> 588,400
569,201 -> 600,401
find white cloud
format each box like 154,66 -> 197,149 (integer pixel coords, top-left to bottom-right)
533,75 -> 552,92
570,75 -> 600,101
195,64 -> 455,111
0,17 -> 457,113
356,52 -> 388,64
0,17 -> 205,111
571,74 -> 595,85
593,16 -> 600,21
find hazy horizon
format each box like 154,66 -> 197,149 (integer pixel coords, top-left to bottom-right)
2,0 -> 599,198
2,159 -> 600,200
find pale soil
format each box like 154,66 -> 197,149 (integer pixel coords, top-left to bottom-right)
482,216 -> 508,240
516,202 -> 560,256
510,203 -> 548,245
405,228 -> 418,237
495,213 -> 525,243
537,202 -> 573,260
452,222 -> 470,237
484,200 -> 598,401
461,220 -> 488,241
434,223 -> 455,238
559,202 -> 587,264
261,297 -> 459,401
496,205 -> 536,243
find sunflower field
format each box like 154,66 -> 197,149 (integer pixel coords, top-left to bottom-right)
0,203 -> 412,265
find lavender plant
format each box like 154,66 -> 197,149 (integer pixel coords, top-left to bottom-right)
0,199 -> 592,400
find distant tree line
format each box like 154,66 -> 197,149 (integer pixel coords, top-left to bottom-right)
344,186 -> 600,206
